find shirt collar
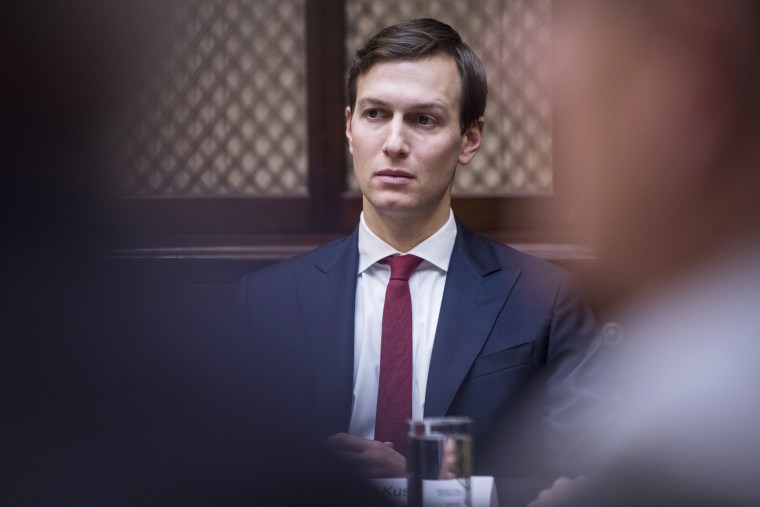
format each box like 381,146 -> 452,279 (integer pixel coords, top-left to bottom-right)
357,209 -> 457,274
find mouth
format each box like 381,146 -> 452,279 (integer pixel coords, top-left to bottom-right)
375,169 -> 414,184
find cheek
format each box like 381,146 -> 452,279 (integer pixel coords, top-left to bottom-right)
350,133 -> 377,168
424,138 -> 464,174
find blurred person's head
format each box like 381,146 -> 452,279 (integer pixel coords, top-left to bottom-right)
552,0 -> 760,302
2,0 -> 167,258
346,18 -> 487,135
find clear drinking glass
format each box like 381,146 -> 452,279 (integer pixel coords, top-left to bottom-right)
407,417 -> 472,507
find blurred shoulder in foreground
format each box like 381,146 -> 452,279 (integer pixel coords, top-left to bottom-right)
546,0 -> 760,504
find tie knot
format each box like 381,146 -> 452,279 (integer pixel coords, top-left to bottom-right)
388,254 -> 423,281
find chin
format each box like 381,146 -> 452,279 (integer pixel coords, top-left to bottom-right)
366,192 -> 413,210
376,203 -> 418,217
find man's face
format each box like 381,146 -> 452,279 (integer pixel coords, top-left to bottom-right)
346,54 -> 481,223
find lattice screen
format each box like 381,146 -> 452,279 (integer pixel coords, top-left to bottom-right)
112,0 -> 307,196
346,0 -> 553,194
112,0 -> 551,198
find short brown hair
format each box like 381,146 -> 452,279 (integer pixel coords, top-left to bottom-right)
346,18 -> 487,134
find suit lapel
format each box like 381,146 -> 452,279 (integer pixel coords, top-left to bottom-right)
424,224 -> 521,417
293,230 -> 359,436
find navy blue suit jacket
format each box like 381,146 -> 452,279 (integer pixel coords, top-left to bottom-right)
228,221 -> 608,486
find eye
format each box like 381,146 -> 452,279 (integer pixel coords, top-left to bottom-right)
417,115 -> 435,126
365,109 -> 381,119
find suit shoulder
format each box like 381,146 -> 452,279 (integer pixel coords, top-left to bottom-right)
239,234 -> 355,285
466,229 -> 572,282
497,242 -> 570,278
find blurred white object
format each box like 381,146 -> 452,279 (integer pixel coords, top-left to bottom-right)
370,476 -> 498,507
594,240 -> 760,502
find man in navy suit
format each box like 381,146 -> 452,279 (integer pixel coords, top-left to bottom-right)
229,18 -> 610,502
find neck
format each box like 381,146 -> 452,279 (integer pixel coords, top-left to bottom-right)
362,199 -> 451,252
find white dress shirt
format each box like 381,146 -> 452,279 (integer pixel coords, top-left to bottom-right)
348,210 -> 457,440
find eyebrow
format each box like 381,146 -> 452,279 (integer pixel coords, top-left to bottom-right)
356,97 -> 449,114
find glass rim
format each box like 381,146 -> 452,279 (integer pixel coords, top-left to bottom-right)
406,416 -> 472,425
407,416 -> 473,436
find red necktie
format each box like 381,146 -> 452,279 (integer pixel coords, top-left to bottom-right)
375,254 -> 423,456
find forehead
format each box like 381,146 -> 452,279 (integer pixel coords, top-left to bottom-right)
355,54 -> 462,109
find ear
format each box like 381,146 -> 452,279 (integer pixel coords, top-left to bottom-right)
458,117 -> 484,165
345,106 -> 354,154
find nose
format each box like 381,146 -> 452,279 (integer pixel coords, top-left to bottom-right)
382,117 -> 409,158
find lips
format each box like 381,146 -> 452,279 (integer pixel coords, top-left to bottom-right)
375,169 -> 414,184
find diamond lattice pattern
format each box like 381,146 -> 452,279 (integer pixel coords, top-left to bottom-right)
112,0 -> 307,196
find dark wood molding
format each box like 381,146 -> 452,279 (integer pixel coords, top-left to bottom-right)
108,196 -> 314,235
99,235 -> 595,286
102,239 -> 593,262
306,0 -> 347,231
101,220 -> 594,264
